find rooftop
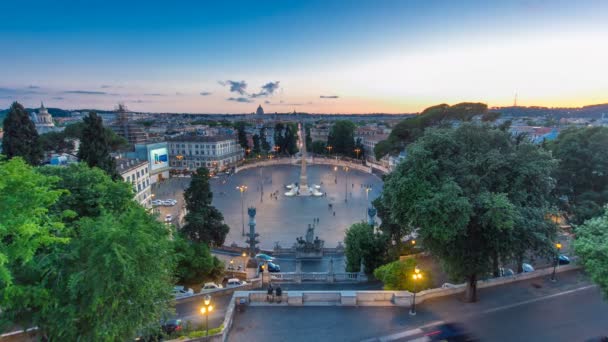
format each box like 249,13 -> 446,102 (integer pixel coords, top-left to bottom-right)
116,158 -> 147,174
167,134 -> 236,142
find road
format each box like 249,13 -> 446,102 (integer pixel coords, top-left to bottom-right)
228,270 -> 608,342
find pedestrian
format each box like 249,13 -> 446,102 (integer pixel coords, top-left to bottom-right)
267,283 -> 274,302
275,284 -> 282,303
333,211 -> 336,216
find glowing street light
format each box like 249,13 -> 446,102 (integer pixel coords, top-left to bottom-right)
410,267 -> 423,316
200,295 -> 214,338
236,185 -> 248,236
551,242 -> 563,282
354,148 -> 361,160
343,166 -> 349,203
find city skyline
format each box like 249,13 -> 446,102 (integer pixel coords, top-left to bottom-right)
1,0 -> 607,113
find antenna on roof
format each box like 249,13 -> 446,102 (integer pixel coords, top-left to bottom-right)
514,92 -> 518,107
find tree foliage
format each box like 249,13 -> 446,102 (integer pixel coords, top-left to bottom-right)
260,127 -> 270,152
77,112 -> 119,179
1,102 -> 43,165
39,131 -> 75,155
174,234 -> 224,285
234,121 -> 249,149
327,120 -> 356,156
344,222 -> 388,273
273,122 -> 298,155
1,161 -> 175,340
374,102 -> 488,159
374,259 -> 431,291
64,121 -> 128,151
252,134 -> 261,154
311,141 -> 327,155
378,124 -> 556,302
574,206 -> 608,298
550,126 -> 608,224
182,167 -> 230,246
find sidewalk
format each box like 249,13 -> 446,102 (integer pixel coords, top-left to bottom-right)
228,270 -> 608,342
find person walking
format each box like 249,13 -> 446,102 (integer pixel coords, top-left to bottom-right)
275,285 -> 283,303
267,283 -> 274,302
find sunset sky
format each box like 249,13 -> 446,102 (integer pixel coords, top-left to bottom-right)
1,0 -> 607,113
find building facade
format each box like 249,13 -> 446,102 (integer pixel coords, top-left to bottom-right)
117,158 -> 152,208
168,135 -> 244,172
30,103 -> 63,134
126,141 -> 171,185
110,104 -> 148,145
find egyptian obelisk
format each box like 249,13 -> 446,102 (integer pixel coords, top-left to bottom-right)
299,122 -> 309,194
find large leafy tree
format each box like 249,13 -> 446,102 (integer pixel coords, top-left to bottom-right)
0,157 -> 66,321
574,206 -> 608,298
39,131 -> 75,155
327,120 -> 356,156
234,121 -> 249,150
260,127 -> 270,152
252,134 -> 261,154
77,112 -> 119,179
1,102 -> 43,165
379,124 -> 557,302
39,163 -> 133,221
344,222 -> 388,273
182,167 -> 230,246
174,234 -> 224,285
2,162 -> 175,340
550,126 -> 608,224
64,121 -> 128,151
38,208 -> 175,341
374,259 -> 431,291
374,102 -> 488,159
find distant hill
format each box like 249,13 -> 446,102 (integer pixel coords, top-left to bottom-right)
492,104 -> 608,119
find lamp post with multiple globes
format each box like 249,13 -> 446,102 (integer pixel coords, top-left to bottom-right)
200,295 -> 213,338
410,267 -> 423,316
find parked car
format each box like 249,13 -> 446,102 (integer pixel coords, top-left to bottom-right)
499,268 -> 515,277
162,200 -> 176,206
201,282 -> 223,292
172,286 -> 193,298
151,199 -> 163,206
165,214 -> 173,222
558,254 -> 571,265
259,262 -> 281,273
522,263 -> 535,273
226,278 -> 247,288
161,319 -> 183,335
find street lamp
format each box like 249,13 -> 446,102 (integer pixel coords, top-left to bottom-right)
354,148 -> 361,161
200,295 -> 214,338
333,166 -> 338,184
410,267 -> 423,316
236,185 -> 247,236
551,242 -> 563,282
343,166 -> 349,203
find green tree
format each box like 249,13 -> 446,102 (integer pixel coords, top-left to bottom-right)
235,121 -> 249,149
182,167 -> 230,246
252,134 -> 261,154
374,259 -> 431,291
39,208 -> 174,341
550,127 -> 608,224
77,112 -> 119,179
1,102 -> 43,165
174,234 -> 224,285
39,163 -> 134,221
260,127 -> 270,152
378,124 -> 556,302
305,123 -> 313,151
311,141 -> 327,155
481,111 -> 501,122
374,102 -> 488,159
64,121 -> 128,151
327,120 -> 356,156
574,206 -> 608,298
344,222 -> 388,273
39,131 -> 75,155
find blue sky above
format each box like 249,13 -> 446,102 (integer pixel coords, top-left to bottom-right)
1,0 -> 607,113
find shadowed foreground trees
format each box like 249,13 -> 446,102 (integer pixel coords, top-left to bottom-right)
377,124 -> 557,302
574,206 -> 608,298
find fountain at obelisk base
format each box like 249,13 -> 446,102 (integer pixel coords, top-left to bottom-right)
285,122 -> 323,197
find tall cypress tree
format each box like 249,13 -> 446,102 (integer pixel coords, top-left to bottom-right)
1,102 -> 43,165
77,112 -> 119,179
